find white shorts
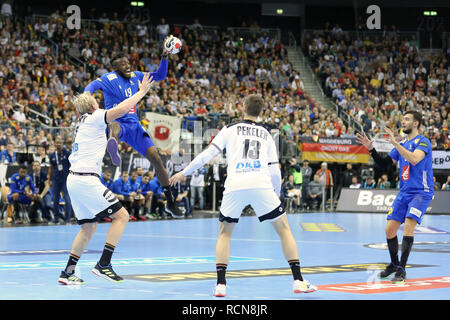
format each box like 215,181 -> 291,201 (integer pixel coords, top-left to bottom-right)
219,188 -> 284,223
66,173 -> 122,225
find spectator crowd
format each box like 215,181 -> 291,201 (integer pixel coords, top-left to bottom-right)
304,24 -> 449,149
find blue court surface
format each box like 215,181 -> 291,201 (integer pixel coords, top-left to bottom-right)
0,212 -> 449,301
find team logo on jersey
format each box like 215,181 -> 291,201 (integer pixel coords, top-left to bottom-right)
236,160 -> 261,171
387,207 -> 393,216
107,73 -> 118,81
414,138 -> 420,144
154,126 -> 170,141
401,165 -> 410,181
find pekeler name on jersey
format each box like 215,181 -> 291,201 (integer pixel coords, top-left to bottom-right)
236,126 -> 268,140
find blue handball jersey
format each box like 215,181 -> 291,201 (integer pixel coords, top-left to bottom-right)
388,135 -> 434,194
84,60 -> 168,123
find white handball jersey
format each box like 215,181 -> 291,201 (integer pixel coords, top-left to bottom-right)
69,109 -> 108,175
211,120 -> 279,193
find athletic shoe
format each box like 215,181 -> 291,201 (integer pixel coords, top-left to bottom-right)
129,216 -> 137,221
137,215 -> 147,221
102,217 -> 112,223
164,203 -> 184,219
293,279 -> 317,293
213,284 -> 226,297
107,137 -> 121,166
378,263 -> 399,279
92,262 -> 123,283
58,271 -> 85,285
391,268 -> 406,284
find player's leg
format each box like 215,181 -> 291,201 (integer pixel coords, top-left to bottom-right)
125,124 -> 183,218
253,189 -> 316,293
59,221 -> 97,285
92,207 -> 129,282
391,193 -> 432,284
215,221 -> 236,280
213,191 -> 242,297
390,217 -> 415,284
271,214 -> 317,293
90,206 -> 128,275
145,145 -> 183,218
379,195 -> 407,279
106,121 -> 123,166
8,193 -> 19,223
59,175 -> 94,284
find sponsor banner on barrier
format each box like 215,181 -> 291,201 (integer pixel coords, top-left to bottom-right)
336,188 -> 450,214
432,150 -> 450,170
145,112 -> 181,150
299,137 -> 370,164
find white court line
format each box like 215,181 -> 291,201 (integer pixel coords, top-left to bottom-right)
0,228 -> 363,246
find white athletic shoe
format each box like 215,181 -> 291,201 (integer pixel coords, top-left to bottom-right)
213,284 -> 226,297
293,279 -> 317,293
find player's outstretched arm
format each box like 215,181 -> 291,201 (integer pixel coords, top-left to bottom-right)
148,36 -> 171,82
169,146 -> 221,186
106,73 -> 154,123
84,77 -> 103,95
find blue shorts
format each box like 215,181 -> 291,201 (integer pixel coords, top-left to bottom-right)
110,120 -> 155,157
8,193 -> 32,205
387,192 -> 433,224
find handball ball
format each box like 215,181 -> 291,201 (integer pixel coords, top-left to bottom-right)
164,36 -> 182,54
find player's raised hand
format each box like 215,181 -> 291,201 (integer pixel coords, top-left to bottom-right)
138,73 -> 154,95
169,172 -> 184,187
355,131 -> 374,150
384,127 -> 397,145
162,35 -> 172,55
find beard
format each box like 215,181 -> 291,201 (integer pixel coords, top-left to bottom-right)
403,127 -> 412,134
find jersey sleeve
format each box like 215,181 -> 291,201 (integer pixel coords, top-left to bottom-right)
210,127 -> 228,152
133,71 -> 145,82
84,78 -> 105,94
388,146 -> 400,162
87,109 -> 108,128
267,133 -> 279,165
27,176 -> 37,193
150,59 -> 168,82
416,138 -> 431,154
9,175 -> 20,193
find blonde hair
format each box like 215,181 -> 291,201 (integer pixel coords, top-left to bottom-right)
72,92 -> 94,114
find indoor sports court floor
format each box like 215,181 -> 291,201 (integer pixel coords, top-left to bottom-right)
0,212 -> 449,300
